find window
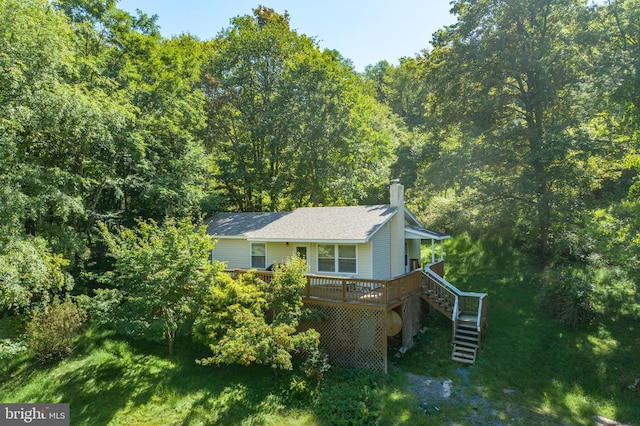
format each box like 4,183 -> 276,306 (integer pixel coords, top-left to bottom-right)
318,244 -> 357,274
318,244 -> 335,272
338,245 -> 357,273
295,246 -> 307,260
251,243 -> 266,269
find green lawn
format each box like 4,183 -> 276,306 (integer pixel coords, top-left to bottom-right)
1,237 -> 638,425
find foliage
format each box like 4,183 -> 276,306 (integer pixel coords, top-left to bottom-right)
314,369 -> 385,426
0,339 -> 27,379
25,297 -> 86,364
97,217 -> 221,354
537,269 -> 598,328
403,0 -> 620,266
194,257 -> 326,376
202,6 -> 397,211
0,237 -> 72,313
1,238 -> 640,424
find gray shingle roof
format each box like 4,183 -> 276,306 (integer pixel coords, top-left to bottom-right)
207,205 -> 396,242
206,212 -> 289,237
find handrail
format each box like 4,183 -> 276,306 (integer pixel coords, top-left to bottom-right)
225,268 -> 422,306
423,267 -> 488,333
424,267 -> 461,295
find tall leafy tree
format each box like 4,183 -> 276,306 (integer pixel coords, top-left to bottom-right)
422,0 -> 600,262
585,0 -> 640,269
202,7 -> 396,211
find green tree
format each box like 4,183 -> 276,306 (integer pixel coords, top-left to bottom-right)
202,6 -> 396,211
0,0 -> 88,256
98,217 -> 220,354
0,237 -> 72,313
422,0 -> 601,262
584,0 -> 640,270
194,257 -> 323,373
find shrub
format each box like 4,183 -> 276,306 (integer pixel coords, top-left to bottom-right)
26,297 -> 87,363
0,338 -> 27,379
537,269 -> 597,327
314,369 -> 384,425
195,256 -> 326,378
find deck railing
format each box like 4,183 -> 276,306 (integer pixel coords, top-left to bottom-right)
224,269 -> 423,306
423,266 -> 488,342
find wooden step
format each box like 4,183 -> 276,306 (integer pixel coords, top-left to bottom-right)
452,356 -> 475,364
456,330 -> 478,339
453,350 -> 477,360
452,343 -> 477,364
453,340 -> 479,349
453,343 -> 477,354
454,334 -> 478,343
457,322 -> 477,330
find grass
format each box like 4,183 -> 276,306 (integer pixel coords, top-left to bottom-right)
1,235 -> 639,425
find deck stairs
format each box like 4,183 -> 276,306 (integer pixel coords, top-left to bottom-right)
420,268 -> 487,365
451,317 -> 480,364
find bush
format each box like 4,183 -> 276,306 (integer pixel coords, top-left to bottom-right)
314,369 -> 384,425
0,338 -> 27,379
537,269 -> 597,328
26,297 -> 87,363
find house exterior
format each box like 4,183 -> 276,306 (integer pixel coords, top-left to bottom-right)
206,180 -> 449,280
206,181 -> 487,371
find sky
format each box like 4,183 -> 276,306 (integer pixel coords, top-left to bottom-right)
116,0 -> 457,72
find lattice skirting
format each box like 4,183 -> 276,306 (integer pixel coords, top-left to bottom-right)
301,302 -> 387,372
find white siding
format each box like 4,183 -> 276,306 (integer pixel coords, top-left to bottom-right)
407,239 -> 421,270
356,243 -> 372,279
212,239 -> 251,269
213,237 -> 384,280
370,222 -> 391,280
267,242 -> 292,267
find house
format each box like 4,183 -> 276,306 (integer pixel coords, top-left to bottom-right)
206,180 -> 449,279
206,180 -> 487,372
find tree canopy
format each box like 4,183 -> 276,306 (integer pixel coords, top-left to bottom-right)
1,0 -> 638,355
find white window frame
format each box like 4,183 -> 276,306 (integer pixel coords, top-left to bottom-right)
251,242 -> 266,269
317,244 -> 357,274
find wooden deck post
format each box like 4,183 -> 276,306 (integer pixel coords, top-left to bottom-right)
342,279 -> 347,302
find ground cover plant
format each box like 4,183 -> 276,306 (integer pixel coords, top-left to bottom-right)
1,236 -> 638,425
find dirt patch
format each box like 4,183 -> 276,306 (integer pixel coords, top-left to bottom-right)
405,370 -> 524,425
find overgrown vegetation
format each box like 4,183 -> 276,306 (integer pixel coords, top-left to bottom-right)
1,237 -> 638,425
92,218 -> 220,355
194,257 -> 327,383
25,297 -> 86,364
1,0 -> 640,424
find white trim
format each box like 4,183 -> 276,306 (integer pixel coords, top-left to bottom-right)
317,243 -> 358,275
249,238 -> 369,244
404,228 -> 450,240
210,235 -> 248,239
403,206 -> 423,228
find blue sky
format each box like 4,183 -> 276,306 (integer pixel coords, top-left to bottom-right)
116,0 -> 457,71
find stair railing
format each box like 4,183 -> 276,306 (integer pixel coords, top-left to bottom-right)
423,268 -> 488,339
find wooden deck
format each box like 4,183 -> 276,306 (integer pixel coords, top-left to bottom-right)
225,268 -> 424,308
226,262 -> 488,367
